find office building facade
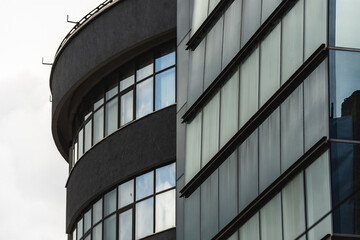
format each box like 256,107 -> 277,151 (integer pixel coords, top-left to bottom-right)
176,0 -> 360,239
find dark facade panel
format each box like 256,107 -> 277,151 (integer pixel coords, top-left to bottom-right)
141,228 -> 176,240
50,0 -> 176,158
66,106 -> 176,232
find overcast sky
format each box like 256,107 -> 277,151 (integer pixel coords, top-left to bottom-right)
0,0 -> 102,239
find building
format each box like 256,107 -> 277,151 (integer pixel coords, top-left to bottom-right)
176,0 -> 360,239
49,0 -> 177,239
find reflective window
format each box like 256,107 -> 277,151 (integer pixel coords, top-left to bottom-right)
136,55 -> 153,81
104,189 -> 116,217
84,120 -> 92,152
104,215 -> 116,240
93,224 -> 102,240
119,209 -> 132,240
155,68 -> 175,110
155,52 -> 175,72
260,194 -> 282,240
241,0 -> 261,46
136,77 -> 153,118
84,209 -> 92,234
155,189 -> 176,232
120,75 -> 134,91
120,91 -> 133,126
136,198 -> 154,239
136,171 -> 154,200
93,107 -> 104,145
118,180 -> 134,209
93,199 -> 102,225
105,98 -> 118,136
77,218 -> 83,240
155,163 -> 175,192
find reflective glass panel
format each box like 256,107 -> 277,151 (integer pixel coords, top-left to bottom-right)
118,180 -> 134,209
120,75 -> 134,91
155,67 -> 175,110
155,52 -> 175,72
241,0 -> 261,46
136,77 -> 153,118
191,0 -> 209,35
156,189 -> 176,232
260,194 -> 282,240
105,98 -> 118,136
156,163 -> 175,192
73,229 -> 76,240
136,63 -> 153,82
209,0 -> 220,13
261,0 -> 281,23
184,189 -> 200,240
77,218 -> 83,240
120,91 -> 133,126
104,189 -> 116,217
136,198 -> 154,239
78,129 -> 83,158
136,171 -> 154,200
106,86 -> 118,101
93,224 -> 102,240
74,142 -> 78,164
104,214 -> 116,240
185,113 -> 202,183
84,235 -> 91,240
93,198 -> 102,225
188,41 -> 205,106
308,215 -> 332,240
119,209 -> 132,240
240,213 -> 259,240
93,107 -> 104,145
84,209 -> 92,233
94,98 -> 104,110
84,119 -> 92,152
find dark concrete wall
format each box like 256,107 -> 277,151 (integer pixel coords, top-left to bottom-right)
50,0 -> 176,158
66,106 -> 176,232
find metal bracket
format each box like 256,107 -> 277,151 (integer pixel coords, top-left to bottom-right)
42,57 -> 53,66
67,15 -> 79,24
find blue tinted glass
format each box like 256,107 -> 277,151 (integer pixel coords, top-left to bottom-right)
156,163 -> 176,192
136,171 -> 154,200
104,214 -> 116,240
104,189 -> 117,217
155,52 -> 175,72
136,77 -> 153,118
136,198 -> 154,239
155,68 -> 175,110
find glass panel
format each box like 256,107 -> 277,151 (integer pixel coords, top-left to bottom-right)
282,173 -> 305,240
93,107 -> 104,145
202,92 -> 220,166
104,214 -> 116,240
241,0 -> 261,47
222,0 -> 242,68
304,0 -> 327,59
136,197 -> 154,239
155,189 -> 176,232
208,0 -> 220,13
260,194 -> 282,240
73,228 -> 76,240
84,119 -> 92,152
120,91 -> 133,126
84,234 -> 91,240
335,0 -> 360,49
220,70 -> 239,147
281,86 -> 304,173
84,112 -> 92,121
308,215 -> 332,240
306,151 -> 331,227
330,50 -> 360,141
84,209 -> 92,233
260,23 -> 281,106
119,209 -> 132,240
136,77 -> 153,118
93,223 -> 102,240
259,108 -> 280,192
240,213 -> 259,240
93,198 -> 102,225
120,75 -> 134,91
261,0 -> 281,23
155,52 -> 175,72
185,112 -> 202,183
191,0 -> 209,35
74,142 -> 78,164
281,0 -> 304,83
201,171 -> 219,240
77,218 -> 83,240
156,163 -> 176,192
136,58 -> 153,81
188,41 -> 205,106
104,189 -> 116,217
155,67 -> 175,110
106,86 -> 118,100
78,129 -> 83,158
94,98 -> 104,110
105,98 -> 118,136
219,152 -> 237,228
204,17 -> 223,89
239,130 -> 258,211
136,171 -> 154,200
227,231 -> 238,240
239,47 -> 259,128
304,60 -> 328,151
184,189 -> 200,240
118,180 -> 134,209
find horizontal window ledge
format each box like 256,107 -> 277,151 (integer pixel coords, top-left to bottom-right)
211,137 -> 329,240
179,44 -> 328,198
183,0 -> 299,122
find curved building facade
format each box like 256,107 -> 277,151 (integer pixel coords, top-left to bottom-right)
50,0 -> 176,239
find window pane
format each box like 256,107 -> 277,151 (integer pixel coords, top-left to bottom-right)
106,86 -> 118,100
136,62 -> 153,82
155,52 -> 175,72
184,189 -> 200,240
156,189 -> 176,232
239,47 -> 259,128
93,107 -> 104,145
185,113 -> 202,183
118,180 -> 134,209
239,130 -> 258,211
84,119 -> 92,152
119,209 -> 132,240
93,223 -> 102,240
261,0 -> 281,23
155,68 -> 175,110
105,98 -> 118,136
104,189 -> 116,217
156,163 -> 176,193
94,98 -> 104,110
136,77 -> 153,118
120,75 -> 134,91
188,41 -> 205,106
78,129 -> 83,158
282,173 -> 305,240
222,0 -> 242,68
241,0 -> 261,46
84,234 -> 91,240
308,215 -> 332,240
93,198 -> 102,224
220,70 -> 239,147
240,213 -> 259,240
120,91 -> 133,126
136,171 -> 154,200
259,109 -> 280,192
73,228 -> 76,240
191,0 -> 209,35
281,0 -> 304,83
74,142 -> 78,164
104,214 -> 116,240
260,23 -> 281,106
202,92 -> 220,166
77,218 -> 83,240
260,194 -> 282,240
84,209 -> 92,233
136,198 -> 154,239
